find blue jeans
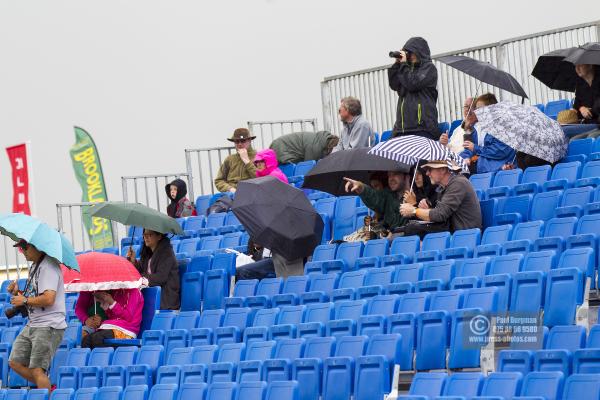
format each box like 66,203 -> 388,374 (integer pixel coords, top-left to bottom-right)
236,259 -> 275,280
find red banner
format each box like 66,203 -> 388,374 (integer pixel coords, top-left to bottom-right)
6,143 -> 31,215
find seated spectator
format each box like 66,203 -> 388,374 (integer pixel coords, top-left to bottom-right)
369,172 -> 388,222
461,93 -> 516,174
502,151 -> 552,171
332,97 -> 374,151
236,240 -> 276,281
165,179 -> 196,218
127,229 -> 180,310
573,64 -> 600,124
403,165 -> 438,210
343,171 -> 410,233
215,128 -> 257,193
269,131 -> 339,165
440,97 -> 475,154
399,160 -> 481,236
76,289 -> 143,348
254,149 -> 289,184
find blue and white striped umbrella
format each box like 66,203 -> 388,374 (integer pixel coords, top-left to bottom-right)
369,135 -> 469,173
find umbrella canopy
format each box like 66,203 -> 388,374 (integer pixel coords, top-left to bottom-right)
474,101 -> 568,163
437,55 -> 528,98
63,252 -> 143,292
532,47 -> 579,91
232,176 -> 323,261
369,135 -> 470,174
564,42 -> 600,66
302,148 -> 410,196
0,213 -> 79,271
90,202 -> 183,235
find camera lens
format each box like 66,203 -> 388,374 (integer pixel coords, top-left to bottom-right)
389,51 -> 402,59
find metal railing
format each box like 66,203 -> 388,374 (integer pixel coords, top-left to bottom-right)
121,173 -> 192,212
56,202 -> 126,253
185,119 -> 318,198
321,20 -> 600,134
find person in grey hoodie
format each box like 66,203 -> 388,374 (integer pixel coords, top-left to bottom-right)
389,37 -> 440,140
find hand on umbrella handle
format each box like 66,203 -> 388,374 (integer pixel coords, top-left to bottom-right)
343,177 -> 364,194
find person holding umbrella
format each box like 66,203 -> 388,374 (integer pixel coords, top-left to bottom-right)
573,64 -> 600,124
0,213 -> 78,391
127,229 -> 179,310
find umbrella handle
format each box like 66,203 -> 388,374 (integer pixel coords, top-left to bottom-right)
410,164 -> 419,193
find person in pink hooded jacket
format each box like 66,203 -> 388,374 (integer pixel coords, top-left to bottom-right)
254,149 -> 289,183
76,288 -> 143,348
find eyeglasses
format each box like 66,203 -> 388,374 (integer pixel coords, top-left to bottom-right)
233,139 -> 249,144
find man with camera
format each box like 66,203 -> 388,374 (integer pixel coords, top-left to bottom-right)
388,37 -> 440,140
7,240 -> 66,390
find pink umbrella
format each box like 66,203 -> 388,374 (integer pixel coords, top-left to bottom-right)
63,252 -> 144,292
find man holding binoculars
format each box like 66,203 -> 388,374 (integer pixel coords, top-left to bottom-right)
388,37 -> 440,141
7,239 -> 66,390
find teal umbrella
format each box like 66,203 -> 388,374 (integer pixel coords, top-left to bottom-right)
0,213 -> 80,271
90,202 -> 183,235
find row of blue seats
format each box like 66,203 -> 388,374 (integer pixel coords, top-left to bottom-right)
471,161 -> 600,198
48,381 -> 299,400
402,370 -> 594,400
52,335 -> 398,400
497,325 -> 600,377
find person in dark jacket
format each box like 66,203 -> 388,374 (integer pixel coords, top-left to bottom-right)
403,165 -> 438,210
388,37 -> 440,140
400,160 -> 481,235
343,171 -> 411,232
165,179 -> 196,218
573,64 -> 600,123
269,131 -> 339,165
127,230 -> 180,310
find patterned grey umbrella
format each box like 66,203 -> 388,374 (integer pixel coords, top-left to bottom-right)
474,101 -> 568,163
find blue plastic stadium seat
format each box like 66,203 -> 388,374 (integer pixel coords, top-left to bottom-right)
292,336 -> 336,400
271,276 -> 310,307
141,312 -> 177,346
300,273 -> 339,304
513,165 -> 552,196
544,217 -> 577,238
333,196 -> 359,240
470,172 -> 494,191
288,160 -> 316,183
439,372 -> 484,398
189,309 -> 224,346
481,225 -> 513,245
543,161 -> 582,192
522,251 -> 558,273
262,338 -> 305,383
575,160 -> 600,188
401,372 -> 447,399
355,334 -> 402,398
530,191 -> 563,222
545,99 -> 570,118
510,271 -> 545,315
562,374 -> 600,400
237,340 -> 276,382
533,325 -> 585,376
472,372 -> 522,400
416,260 -> 456,291
330,270 -> 367,302
326,300 -> 368,339
57,348 -> 91,389
555,186 -> 594,218
203,269 -> 229,310
357,294 -> 400,336
557,247 -> 595,281
415,311 -> 451,370
244,308 -> 280,344
243,277 -> 283,309
497,350 -> 533,374
322,335 -> 368,400
102,346 -> 139,388
265,381 -> 298,400
422,232 -> 451,251
543,268 -> 584,327
213,308 -> 253,345
78,347 -> 114,389
456,257 -> 491,278
207,343 -> 246,383
495,194 -> 532,226
574,348 -> 600,374
518,371 -> 565,399
180,272 -> 204,312
297,302 -> 334,338
449,228 -> 481,255
125,345 -> 165,388
389,235 -> 420,263
533,237 -> 565,257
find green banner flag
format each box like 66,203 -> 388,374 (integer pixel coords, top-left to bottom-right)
69,126 -> 114,249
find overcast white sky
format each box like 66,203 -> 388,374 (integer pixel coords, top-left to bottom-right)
0,0 -> 598,228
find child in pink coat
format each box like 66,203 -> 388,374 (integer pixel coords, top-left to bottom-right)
254,149 -> 289,183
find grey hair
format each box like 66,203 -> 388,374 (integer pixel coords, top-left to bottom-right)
340,97 -> 362,116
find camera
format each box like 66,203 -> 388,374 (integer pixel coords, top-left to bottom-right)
389,51 -> 402,58
463,133 -> 474,142
5,305 -> 28,319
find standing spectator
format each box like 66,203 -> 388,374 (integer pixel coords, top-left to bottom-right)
269,131 -> 339,165
8,240 -> 66,390
573,64 -> 600,124
127,229 -> 180,310
388,37 -> 440,140
333,97 -> 374,151
254,149 -> 289,184
165,179 -> 196,218
461,93 -> 516,174
399,160 -> 481,235
343,171 -> 411,233
76,289 -> 143,349
215,128 -> 257,193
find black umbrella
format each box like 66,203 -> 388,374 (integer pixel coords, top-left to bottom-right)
302,148 -> 410,196
564,42 -> 600,65
531,47 -> 578,92
437,55 -> 528,99
232,176 -> 323,261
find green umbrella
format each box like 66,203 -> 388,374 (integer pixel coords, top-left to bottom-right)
90,202 -> 183,235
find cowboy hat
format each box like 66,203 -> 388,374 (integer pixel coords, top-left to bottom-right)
421,160 -> 462,171
227,128 -> 256,142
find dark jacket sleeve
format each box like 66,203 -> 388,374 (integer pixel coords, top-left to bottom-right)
428,179 -> 466,223
389,62 -> 437,93
359,186 -> 388,215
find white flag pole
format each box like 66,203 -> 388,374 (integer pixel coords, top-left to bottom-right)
26,141 -> 37,217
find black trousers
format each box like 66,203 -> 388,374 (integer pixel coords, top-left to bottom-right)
81,329 -> 115,349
